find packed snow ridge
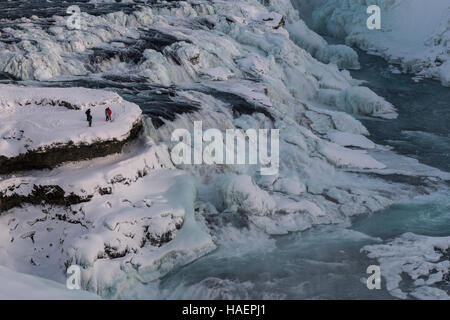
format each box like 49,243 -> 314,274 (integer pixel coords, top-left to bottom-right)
0,0 -> 448,298
307,0 -> 450,86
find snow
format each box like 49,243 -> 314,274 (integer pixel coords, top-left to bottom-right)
199,67 -> 235,81
0,85 -> 142,158
273,177 -> 307,195
363,233 -> 450,300
318,141 -> 386,169
0,136 -> 215,297
309,0 -> 450,86
0,265 -> 100,300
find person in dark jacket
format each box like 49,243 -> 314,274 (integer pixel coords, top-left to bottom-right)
105,107 -> 112,122
85,109 -> 92,127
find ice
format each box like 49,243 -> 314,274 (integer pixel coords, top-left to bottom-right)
327,131 -> 376,149
318,86 -> 398,119
0,138 -> 215,296
212,174 -> 275,216
318,141 -> 386,170
273,177 -> 307,195
308,0 -> 450,86
316,45 -> 361,70
363,233 -> 450,300
272,0 -> 360,69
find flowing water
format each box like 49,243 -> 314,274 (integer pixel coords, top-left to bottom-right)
352,51 -> 450,173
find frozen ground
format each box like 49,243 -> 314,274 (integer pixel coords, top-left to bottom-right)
0,0 -> 448,299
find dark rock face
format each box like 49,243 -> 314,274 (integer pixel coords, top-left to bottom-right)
0,118 -> 143,174
88,28 -> 184,68
0,184 -> 91,213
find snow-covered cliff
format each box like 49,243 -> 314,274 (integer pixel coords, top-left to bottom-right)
0,85 -> 142,172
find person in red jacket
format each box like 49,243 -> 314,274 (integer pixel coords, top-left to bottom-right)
105,107 -> 112,122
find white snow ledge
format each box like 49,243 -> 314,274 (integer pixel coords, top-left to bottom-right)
0,85 -> 142,170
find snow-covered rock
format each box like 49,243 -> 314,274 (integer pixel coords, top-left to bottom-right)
0,137 -> 215,297
0,85 -> 142,172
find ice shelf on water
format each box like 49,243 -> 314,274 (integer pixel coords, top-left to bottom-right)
351,191 -> 450,300
301,0 -> 450,86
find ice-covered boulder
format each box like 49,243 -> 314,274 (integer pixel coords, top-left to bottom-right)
213,174 -> 275,216
318,86 -> 398,119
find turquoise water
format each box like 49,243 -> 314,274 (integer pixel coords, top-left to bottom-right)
353,192 -> 450,239
134,192 -> 449,299
351,50 -> 450,172
131,226 -> 393,299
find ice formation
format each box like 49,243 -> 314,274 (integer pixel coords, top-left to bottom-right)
363,233 -> 450,300
308,0 -> 450,86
